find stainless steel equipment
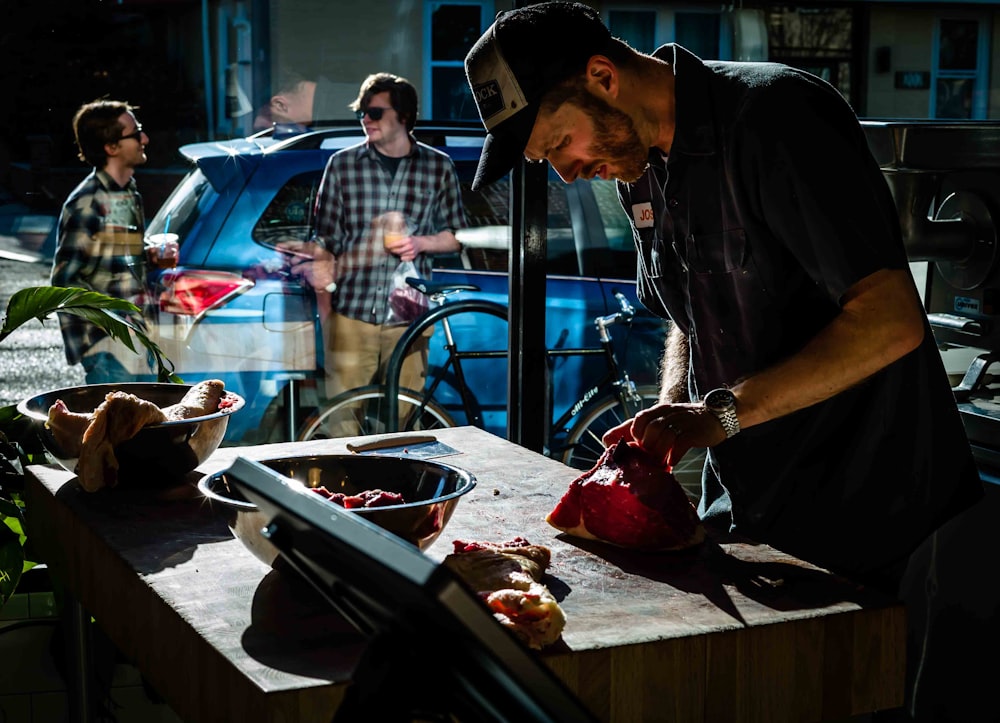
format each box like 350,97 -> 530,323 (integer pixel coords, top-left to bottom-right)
864,120 -> 1000,470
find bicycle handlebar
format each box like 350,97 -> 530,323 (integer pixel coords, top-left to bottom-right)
594,290 -> 635,342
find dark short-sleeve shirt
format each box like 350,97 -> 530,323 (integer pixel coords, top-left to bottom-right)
618,44 -> 982,577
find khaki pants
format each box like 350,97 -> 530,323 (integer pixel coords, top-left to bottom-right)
323,312 -> 429,399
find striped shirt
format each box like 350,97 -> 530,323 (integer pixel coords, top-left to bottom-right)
50,169 -> 149,365
313,138 -> 466,324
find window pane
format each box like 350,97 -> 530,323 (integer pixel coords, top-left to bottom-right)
432,4 -> 482,61
252,171 -> 323,247
935,78 -> 973,119
432,66 -> 479,121
938,19 -> 978,71
608,10 -> 656,53
676,13 -> 719,59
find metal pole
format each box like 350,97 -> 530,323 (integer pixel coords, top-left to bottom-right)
65,596 -> 95,723
507,158 -> 548,452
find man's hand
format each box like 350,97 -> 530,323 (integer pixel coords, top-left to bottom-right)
603,402 -> 726,470
278,240 -> 335,292
384,233 -> 421,262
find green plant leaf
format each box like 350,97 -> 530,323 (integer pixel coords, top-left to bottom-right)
0,526 -> 23,607
0,286 -> 182,383
1,286 -> 136,336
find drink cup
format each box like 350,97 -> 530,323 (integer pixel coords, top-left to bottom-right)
145,233 -> 179,269
381,212 -> 410,253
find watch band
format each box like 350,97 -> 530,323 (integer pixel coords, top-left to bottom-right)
705,388 -> 740,438
714,406 -> 740,438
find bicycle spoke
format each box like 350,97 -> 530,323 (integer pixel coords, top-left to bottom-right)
298,385 -> 457,441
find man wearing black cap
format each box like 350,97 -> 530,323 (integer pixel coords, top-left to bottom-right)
466,3 -> 983,720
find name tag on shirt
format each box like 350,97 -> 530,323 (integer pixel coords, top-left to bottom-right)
632,202 -> 654,228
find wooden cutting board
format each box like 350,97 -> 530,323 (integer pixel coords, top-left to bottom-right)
25,425 -> 904,723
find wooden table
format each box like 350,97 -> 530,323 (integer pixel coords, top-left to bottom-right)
25,426 -> 904,722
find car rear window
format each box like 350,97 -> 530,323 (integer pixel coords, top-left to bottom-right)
251,170 -> 323,247
145,168 -> 215,241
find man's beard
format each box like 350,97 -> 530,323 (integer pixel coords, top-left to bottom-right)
576,90 -> 648,183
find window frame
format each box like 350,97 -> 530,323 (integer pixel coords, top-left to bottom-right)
930,13 -> 990,119
603,5 -> 733,60
423,0 -> 494,122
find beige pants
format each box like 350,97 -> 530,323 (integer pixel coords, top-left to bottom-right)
323,312 -> 429,399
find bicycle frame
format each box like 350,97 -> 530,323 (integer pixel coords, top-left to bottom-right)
546,343 -> 644,451
384,297 -> 508,431
381,285 -> 643,445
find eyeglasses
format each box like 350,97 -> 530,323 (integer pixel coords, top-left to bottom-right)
355,106 -> 390,121
119,125 -> 144,142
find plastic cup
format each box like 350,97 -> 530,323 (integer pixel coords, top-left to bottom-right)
381,212 -> 410,253
145,233 -> 179,269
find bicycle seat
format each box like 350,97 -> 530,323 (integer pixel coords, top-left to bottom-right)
405,278 -> 480,296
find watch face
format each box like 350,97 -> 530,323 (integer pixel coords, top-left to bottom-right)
706,388 -> 736,410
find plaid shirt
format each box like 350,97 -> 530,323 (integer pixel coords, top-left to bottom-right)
313,138 -> 466,324
50,168 -> 149,365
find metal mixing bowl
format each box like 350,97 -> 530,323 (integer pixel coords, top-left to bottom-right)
17,382 -> 245,486
198,454 -> 476,565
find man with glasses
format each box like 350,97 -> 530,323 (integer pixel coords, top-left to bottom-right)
301,72 -> 465,404
51,99 -> 157,384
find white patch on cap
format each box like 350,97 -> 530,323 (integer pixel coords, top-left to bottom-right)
632,202 -> 655,228
470,25 -> 529,132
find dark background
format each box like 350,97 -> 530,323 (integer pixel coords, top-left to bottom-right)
1,0 -> 205,167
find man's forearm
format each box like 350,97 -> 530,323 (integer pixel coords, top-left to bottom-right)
417,230 -> 460,254
659,323 -> 689,404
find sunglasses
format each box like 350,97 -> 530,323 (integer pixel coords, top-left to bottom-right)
119,124 -> 144,143
355,106 -> 390,121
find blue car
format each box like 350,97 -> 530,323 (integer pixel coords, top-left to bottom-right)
143,121 -> 668,448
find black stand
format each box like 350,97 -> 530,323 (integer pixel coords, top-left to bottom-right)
332,629 -> 451,723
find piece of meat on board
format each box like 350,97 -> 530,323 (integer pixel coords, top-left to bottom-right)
547,439 -> 705,551
444,538 -> 566,650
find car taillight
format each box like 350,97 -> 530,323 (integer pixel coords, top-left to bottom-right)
158,269 -> 253,317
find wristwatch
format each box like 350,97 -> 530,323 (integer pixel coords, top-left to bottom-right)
705,388 -> 740,438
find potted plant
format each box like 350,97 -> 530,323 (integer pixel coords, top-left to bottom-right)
0,286 -> 179,608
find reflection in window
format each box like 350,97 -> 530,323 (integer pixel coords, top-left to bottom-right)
251,171 -> 323,248
938,19 -> 978,70
146,169 -> 213,241
676,12 -> 719,60
933,17 -> 982,119
429,2 -> 486,121
432,4 -> 481,60
935,78 -> 973,119
432,66 -> 480,121
608,10 -> 656,53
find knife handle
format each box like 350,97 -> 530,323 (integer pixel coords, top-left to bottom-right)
346,434 -> 438,453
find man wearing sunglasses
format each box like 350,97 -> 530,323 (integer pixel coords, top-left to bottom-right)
50,99 -> 157,384
306,72 -> 465,404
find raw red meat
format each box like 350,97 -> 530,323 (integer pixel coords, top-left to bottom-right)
310,486 -> 404,508
546,440 -> 705,551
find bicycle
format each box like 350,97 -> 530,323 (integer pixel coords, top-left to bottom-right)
298,278 -> 705,479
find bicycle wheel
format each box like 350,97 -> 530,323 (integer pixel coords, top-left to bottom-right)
296,384 -> 457,441
561,385 -> 707,498
385,297 -> 508,434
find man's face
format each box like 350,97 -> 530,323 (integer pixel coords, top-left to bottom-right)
359,91 -> 407,149
113,112 -> 148,168
524,86 -> 647,184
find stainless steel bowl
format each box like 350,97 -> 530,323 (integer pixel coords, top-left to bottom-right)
198,454 -> 476,565
17,382 -> 245,486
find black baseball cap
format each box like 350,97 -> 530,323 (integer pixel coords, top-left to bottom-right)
464,2 -> 612,190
